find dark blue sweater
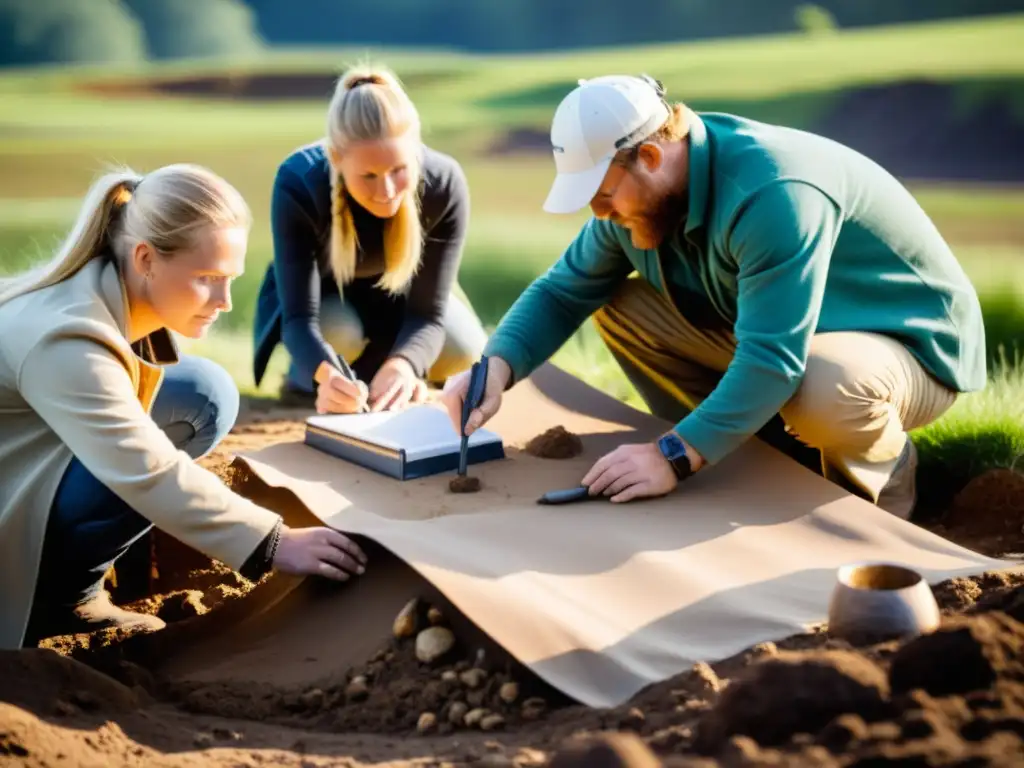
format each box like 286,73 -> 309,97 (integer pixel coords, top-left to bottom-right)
252,140 -> 470,387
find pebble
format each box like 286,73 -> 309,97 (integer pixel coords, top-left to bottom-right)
460,668 -> 487,689
464,707 -> 488,728
393,598 -> 419,639
427,606 -> 444,625
345,676 -> 369,702
441,670 -> 459,682
416,712 -> 437,733
480,714 -> 506,731
498,682 -> 519,703
446,704 -> 466,729
447,701 -> 469,724
416,626 -> 456,664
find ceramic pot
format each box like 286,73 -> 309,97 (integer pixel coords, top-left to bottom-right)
827,562 -> 940,642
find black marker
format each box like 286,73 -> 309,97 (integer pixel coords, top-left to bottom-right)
536,485 -> 593,505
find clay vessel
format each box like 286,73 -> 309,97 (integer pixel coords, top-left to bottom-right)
827,562 -> 940,642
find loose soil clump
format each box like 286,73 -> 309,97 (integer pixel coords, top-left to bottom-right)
524,425 -> 584,459
944,467 -> 1024,538
449,474 -> 482,493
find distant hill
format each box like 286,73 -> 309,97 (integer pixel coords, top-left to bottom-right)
241,0 -> 1024,52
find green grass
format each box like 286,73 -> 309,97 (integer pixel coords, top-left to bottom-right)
1,13 -> 1023,513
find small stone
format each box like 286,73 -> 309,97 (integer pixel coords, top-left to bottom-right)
393,598 -> 419,639
448,701 -> 469,725
464,707 -> 488,727
480,713 -> 506,731
416,712 -> 437,733
498,681 -> 519,704
441,670 -> 458,682
416,626 -> 456,664
427,606 -> 444,625
299,688 -> 325,711
211,727 -> 242,741
345,676 -> 369,702
460,668 -> 487,689
467,689 -> 487,708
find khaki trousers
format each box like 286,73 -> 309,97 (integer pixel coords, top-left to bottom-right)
593,277 -> 957,516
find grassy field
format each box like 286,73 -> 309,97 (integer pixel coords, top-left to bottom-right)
1,13 -> 1023,505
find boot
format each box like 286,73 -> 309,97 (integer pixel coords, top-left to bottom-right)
278,379 -> 316,409
24,590 -> 165,646
877,438 -> 918,521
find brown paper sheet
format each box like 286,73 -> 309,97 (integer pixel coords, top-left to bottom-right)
232,364 -> 1012,708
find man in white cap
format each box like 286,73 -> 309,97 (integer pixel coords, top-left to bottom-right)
443,74 -> 986,519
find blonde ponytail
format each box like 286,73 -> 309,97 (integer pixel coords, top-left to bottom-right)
0,163 -> 249,309
0,169 -> 141,307
326,63 -> 423,298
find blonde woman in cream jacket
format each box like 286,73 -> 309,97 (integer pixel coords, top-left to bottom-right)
0,164 -> 367,650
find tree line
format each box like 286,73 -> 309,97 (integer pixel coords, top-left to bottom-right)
1,0 -> 1019,68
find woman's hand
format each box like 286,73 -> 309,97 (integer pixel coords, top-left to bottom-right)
367,357 -> 427,412
314,361 -> 369,414
272,525 -> 367,581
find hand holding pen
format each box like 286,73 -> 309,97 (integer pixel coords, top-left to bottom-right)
314,356 -> 369,414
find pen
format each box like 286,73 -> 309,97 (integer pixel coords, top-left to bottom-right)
458,355 -> 490,476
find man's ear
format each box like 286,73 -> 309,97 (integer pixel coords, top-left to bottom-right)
636,142 -> 664,173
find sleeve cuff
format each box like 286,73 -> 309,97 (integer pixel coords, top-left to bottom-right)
483,336 -> 532,389
673,414 -> 744,467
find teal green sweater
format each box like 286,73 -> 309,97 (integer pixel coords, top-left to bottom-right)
484,108 -> 986,465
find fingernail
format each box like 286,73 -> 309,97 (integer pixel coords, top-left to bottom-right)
357,565 -> 365,575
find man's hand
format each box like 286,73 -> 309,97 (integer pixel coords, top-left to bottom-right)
367,357 -> 427,412
582,442 -> 680,503
441,356 -> 512,436
314,361 -> 369,414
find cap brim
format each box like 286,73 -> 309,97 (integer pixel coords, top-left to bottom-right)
542,157 -> 613,214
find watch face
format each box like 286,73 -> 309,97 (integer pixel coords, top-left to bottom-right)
659,432 -> 686,461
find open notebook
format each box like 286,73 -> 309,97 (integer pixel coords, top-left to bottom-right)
305,404 -> 506,480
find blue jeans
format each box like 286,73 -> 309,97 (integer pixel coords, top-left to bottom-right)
30,355 -> 239,610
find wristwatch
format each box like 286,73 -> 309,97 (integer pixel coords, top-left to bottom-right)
657,431 -> 694,481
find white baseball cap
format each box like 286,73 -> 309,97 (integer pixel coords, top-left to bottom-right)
542,74 -> 671,214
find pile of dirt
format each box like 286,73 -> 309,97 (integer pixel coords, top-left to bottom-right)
523,425 -> 584,459
926,467 -> 1024,558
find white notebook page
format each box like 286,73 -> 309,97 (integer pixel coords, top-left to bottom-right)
306,404 -> 502,461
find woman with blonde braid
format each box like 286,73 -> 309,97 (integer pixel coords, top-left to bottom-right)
252,64 -> 487,413
0,164 -> 368,649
